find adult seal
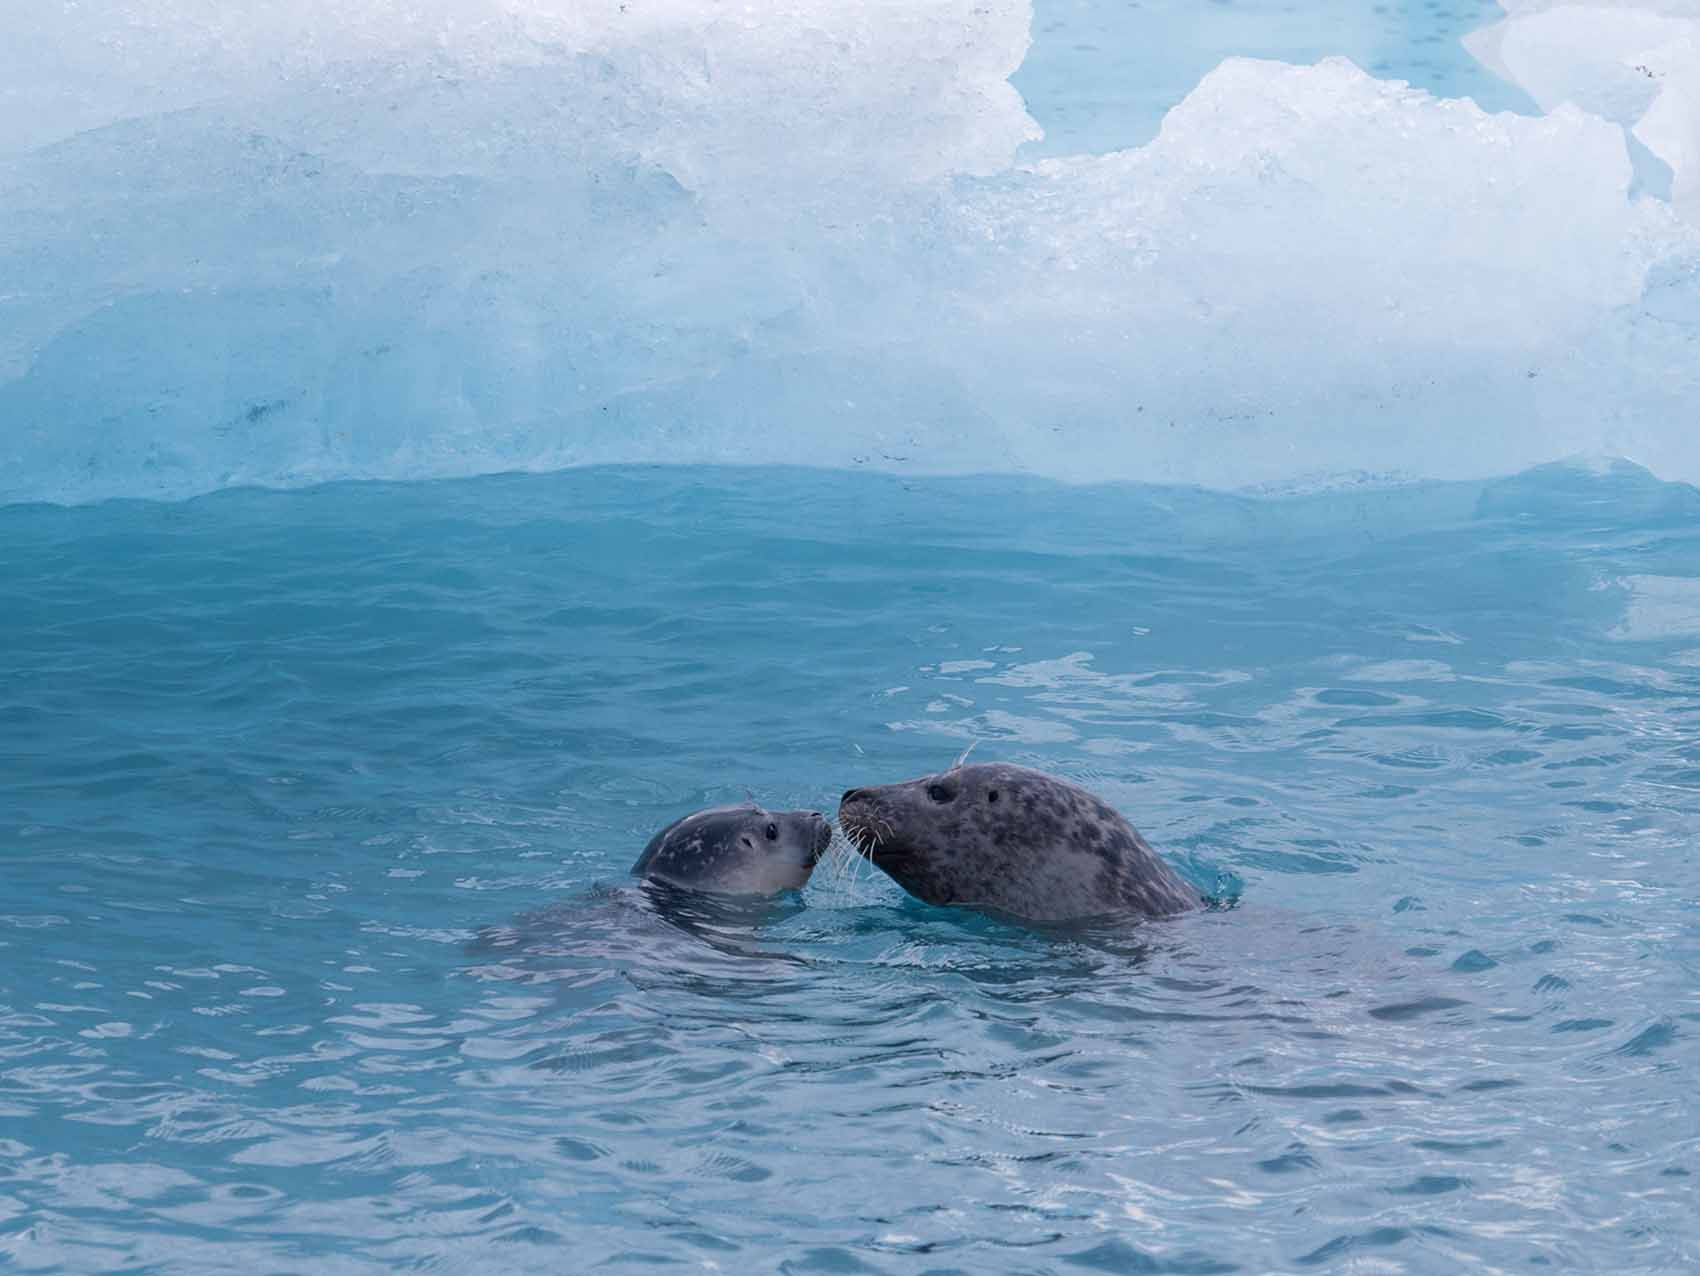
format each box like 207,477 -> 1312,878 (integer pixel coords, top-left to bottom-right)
838,762 -> 1199,922
633,803 -> 832,897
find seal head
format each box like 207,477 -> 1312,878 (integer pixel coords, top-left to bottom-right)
632,804 -> 832,897
838,762 -> 1198,922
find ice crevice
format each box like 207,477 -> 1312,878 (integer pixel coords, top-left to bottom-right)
0,0 -> 1696,504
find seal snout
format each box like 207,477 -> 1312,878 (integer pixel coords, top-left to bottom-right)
807,811 -> 832,860
837,789 -> 872,829
836,788 -> 883,861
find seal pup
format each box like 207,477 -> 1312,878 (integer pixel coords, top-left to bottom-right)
838,762 -> 1198,922
633,803 -> 833,897
468,803 -> 832,977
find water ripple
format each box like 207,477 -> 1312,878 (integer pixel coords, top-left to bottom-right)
3,467 -> 1699,1271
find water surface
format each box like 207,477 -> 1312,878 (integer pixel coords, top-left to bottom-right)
4,463 -> 1698,1272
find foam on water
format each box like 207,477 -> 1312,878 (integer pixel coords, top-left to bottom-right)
2,0 -> 1697,505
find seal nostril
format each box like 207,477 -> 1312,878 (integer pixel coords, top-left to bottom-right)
841,789 -> 864,804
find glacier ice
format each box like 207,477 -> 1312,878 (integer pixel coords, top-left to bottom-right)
1012,0 -> 1529,156
1467,0 -> 1700,216
0,0 -> 1696,504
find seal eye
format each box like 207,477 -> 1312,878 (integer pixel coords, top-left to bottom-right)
765,822 -> 779,841
987,789 -> 999,803
927,784 -> 953,803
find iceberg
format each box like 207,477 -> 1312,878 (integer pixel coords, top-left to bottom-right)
0,0 -> 1695,504
1466,0 -> 1700,213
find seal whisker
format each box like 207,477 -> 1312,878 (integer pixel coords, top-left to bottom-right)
847,821 -> 877,873
820,826 -> 846,891
829,822 -> 866,893
859,832 -> 878,880
836,831 -> 861,894
837,829 -> 862,888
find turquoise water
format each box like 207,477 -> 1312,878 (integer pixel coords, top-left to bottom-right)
5,462 -> 1699,1272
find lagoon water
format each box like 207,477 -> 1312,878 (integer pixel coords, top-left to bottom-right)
5,463 -> 1699,1272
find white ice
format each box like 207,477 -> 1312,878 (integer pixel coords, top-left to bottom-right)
0,0 -> 1695,503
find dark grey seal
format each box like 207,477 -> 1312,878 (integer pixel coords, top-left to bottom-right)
838,762 -> 1199,922
633,803 -> 832,897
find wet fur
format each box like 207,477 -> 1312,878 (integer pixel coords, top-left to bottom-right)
632,804 -> 831,897
839,763 -> 1199,922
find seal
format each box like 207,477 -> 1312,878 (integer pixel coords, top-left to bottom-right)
838,762 -> 1198,922
468,803 -> 828,980
632,803 -> 832,897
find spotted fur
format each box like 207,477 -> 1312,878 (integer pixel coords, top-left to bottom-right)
838,763 -> 1198,922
